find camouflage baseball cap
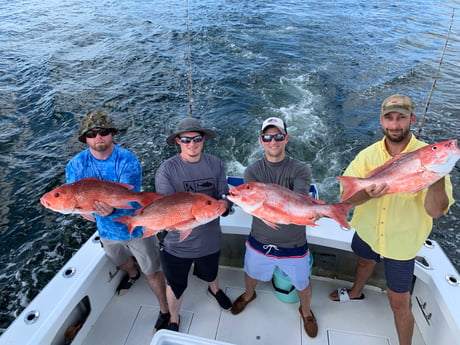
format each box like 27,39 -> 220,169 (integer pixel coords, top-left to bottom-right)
380,94 -> 414,117
78,110 -> 119,143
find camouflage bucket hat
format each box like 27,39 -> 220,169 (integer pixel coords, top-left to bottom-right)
78,110 -> 119,143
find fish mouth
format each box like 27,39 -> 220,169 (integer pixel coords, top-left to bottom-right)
446,139 -> 460,154
40,197 -> 49,207
224,191 -> 237,198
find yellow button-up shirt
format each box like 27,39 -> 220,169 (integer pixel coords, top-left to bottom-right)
344,134 -> 455,260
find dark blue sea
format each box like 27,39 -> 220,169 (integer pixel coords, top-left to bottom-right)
0,0 -> 459,333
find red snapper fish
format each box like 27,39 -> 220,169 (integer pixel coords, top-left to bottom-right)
40,178 -> 163,215
226,182 -> 352,230
114,192 -> 227,241
337,139 -> 460,200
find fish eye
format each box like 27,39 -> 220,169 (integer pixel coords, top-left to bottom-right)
206,200 -> 211,205
54,192 -> 60,197
431,145 -> 438,151
245,185 -> 251,190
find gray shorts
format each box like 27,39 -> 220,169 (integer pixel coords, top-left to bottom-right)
100,236 -> 161,275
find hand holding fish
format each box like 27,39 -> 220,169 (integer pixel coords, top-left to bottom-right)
366,183 -> 389,198
93,201 -> 115,217
347,183 -> 390,205
424,177 -> 450,218
337,140 -> 460,201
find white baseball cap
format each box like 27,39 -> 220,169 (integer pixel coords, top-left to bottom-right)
261,117 -> 287,134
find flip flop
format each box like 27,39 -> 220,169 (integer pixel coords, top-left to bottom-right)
330,287 -> 365,302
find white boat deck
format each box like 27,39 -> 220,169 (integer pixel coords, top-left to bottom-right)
84,265 -> 425,345
3,204 -> 458,345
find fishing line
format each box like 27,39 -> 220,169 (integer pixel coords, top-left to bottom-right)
416,8 -> 455,138
186,0 -> 193,118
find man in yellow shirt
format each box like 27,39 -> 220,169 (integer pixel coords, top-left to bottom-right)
328,94 -> 454,345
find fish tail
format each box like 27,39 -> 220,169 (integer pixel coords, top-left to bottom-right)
138,192 -> 163,207
326,202 -> 353,230
113,216 -> 135,234
336,176 -> 360,201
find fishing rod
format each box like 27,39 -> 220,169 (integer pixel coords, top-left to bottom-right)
416,8 -> 455,138
186,0 -> 193,118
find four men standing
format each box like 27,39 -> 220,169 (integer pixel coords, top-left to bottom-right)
66,95 -> 455,343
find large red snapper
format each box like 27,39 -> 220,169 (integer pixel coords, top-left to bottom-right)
337,139 -> 460,201
40,178 -> 163,215
113,192 -> 227,242
226,182 -> 352,230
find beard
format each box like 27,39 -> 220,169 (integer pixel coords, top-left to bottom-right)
90,142 -> 111,152
382,127 -> 411,143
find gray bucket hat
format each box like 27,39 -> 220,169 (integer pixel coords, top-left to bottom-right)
78,110 -> 119,143
166,117 -> 216,146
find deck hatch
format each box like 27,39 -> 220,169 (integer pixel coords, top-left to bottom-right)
327,329 -> 390,345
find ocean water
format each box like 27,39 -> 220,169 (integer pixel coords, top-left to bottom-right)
0,0 -> 459,333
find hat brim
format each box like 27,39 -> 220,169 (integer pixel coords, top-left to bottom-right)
166,128 -> 216,146
261,124 -> 287,134
380,107 -> 412,117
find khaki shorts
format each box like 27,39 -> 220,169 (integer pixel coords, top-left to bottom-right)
100,236 -> 161,275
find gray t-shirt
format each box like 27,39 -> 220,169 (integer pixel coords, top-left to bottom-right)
155,153 -> 230,258
244,156 -> 312,248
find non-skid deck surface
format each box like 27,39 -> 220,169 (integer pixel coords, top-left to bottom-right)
84,266 -> 425,345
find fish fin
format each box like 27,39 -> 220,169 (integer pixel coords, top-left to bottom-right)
115,203 -> 136,210
134,207 -> 144,216
138,192 -> 164,208
364,152 -> 410,178
261,219 -> 279,230
178,228 -> 193,242
85,177 -> 135,190
134,200 -> 157,216
113,216 -> 135,234
336,176 -> 362,201
325,202 -> 353,229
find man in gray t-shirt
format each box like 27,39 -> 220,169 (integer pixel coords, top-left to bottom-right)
230,117 -> 318,338
155,117 -> 232,332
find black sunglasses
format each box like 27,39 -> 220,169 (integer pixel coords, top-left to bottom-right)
261,133 -> 286,142
85,128 -> 112,138
178,135 -> 204,144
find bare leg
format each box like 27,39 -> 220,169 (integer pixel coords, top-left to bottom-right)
387,288 -> 414,345
349,256 -> 376,296
166,285 -> 183,324
145,271 -> 169,314
242,272 -> 258,300
230,272 -> 259,315
208,277 -> 220,294
298,283 -> 313,317
118,256 -> 139,278
298,282 -> 318,337
329,256 -> 376,300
